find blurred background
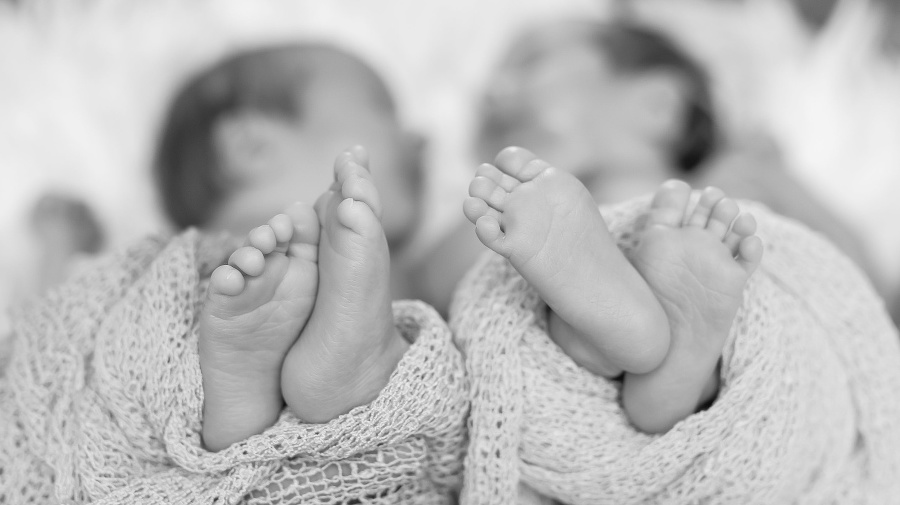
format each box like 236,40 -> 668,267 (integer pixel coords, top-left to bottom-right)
1,0 -> 899,335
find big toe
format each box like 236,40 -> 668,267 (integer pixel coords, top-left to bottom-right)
283,202 -> 320,261
493,146 -> 553,182
339,164 -> 383,220
335,197 -> 382,238
647,179 -> 692,228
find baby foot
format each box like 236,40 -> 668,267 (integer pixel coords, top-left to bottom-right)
464,146 -> 669,375
622,181 -> 763,433
282,147 -> 409,423
199,203 -> 320,451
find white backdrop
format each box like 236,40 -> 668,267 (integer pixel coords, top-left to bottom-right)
1,0 -> 898,329
0,0 -> 612,327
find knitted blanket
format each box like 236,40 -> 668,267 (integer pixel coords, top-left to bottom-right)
0,230 -> 468,504
4,200 -> 900,505
450,197 -> 900,505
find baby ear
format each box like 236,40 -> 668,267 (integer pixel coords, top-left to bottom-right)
212,112 -> 281,182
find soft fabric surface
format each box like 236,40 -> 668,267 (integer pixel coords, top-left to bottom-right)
0,230 -> 468,504
450,197 -> 900,505
3,198 -> 900,504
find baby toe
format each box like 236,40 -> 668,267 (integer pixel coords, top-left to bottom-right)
248,225 -> 277,254
474,215 -> 506,254
469,176 -> 507,211
725,213 -> 757,255
341,171 -> 383,220
687,186 -> 726,228
518,158 -> 554,182
314,190 -> 338,223
333,147 -> 368,176
737,235 -> 764,274
209,264 -> 246,296
493,146 -> 543,182
284,202 -> 320,246
335,148 -> 373,185
335,197 -> 381,237
706,198 -> 740,240
647,179 -> 692,228
347,145 -> 370,168
268,213 -> 295,246
228,246 -> 266,277
463,196 -> 489,224
476,163 -> 521,191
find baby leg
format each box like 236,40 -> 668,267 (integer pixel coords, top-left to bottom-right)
281,147 -> 410,423
622,181 -> 763,433
464,147 -> 670,376
199,203 -> 320,451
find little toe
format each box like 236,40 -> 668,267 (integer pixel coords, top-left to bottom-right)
469,176 -> 508,211
248,225 -> 277,254
706,198 -> 740,239
647,179 -> 692,228
724,213 -> 757,254
228,246 -> 266,277
475,163 -> 521,191
341,170 -> 383,220
493,146 -> 551,182
209,264 -> 246,296
686,186 -> 726,228
736,235 -> 764,274
474,215 -> 506,255
335,197 -> 381,236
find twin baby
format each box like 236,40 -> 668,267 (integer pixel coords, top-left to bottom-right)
199,144 -> 763,451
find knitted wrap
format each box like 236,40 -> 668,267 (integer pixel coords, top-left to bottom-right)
3,198 -> 900,504
0,230 -> 468,504
450,197 -> 900,505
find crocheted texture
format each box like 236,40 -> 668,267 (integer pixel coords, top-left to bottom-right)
0,230 -> 468,504
451,197 -> 900,505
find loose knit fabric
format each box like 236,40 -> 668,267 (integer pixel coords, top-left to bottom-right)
451,197 -> 900,505
0,230 -> 468,504
4,200 -> 900,505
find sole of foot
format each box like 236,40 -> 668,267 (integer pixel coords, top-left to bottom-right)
281,146 -> 409,424
464,146 -> 670,375
199,202 -> 320,451
623,180 -> 763,433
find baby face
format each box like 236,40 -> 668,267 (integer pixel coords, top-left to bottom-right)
212,73 -> 421,245
479,36 -> 662,188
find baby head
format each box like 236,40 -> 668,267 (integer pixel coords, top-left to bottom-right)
154,43 -> 422,245
478,20 -> 717,197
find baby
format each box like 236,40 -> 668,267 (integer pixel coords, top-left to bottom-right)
152,44 -> 425,451
199,146 -> 409,451
153,43 -> 423,298
464,146 -> 763,433
200,142 -> 762,452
